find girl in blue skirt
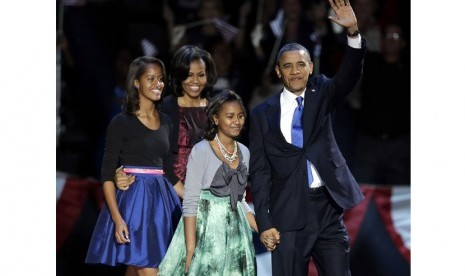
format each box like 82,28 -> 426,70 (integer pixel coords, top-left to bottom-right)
85,56 -> 182,276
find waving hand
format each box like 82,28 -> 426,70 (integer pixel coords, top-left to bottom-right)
327,0 -> 358,33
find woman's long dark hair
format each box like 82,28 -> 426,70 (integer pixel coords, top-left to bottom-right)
204,89 -> 246,140
169,45 -> 217,99
123,56 -> 166,114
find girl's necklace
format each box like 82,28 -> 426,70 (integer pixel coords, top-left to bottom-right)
214,134 -> 238,163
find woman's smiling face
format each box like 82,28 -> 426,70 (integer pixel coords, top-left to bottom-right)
181,59 -> 207,99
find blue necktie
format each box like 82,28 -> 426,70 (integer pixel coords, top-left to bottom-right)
291,96 -> 314,184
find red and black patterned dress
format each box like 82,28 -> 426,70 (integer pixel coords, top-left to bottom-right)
173,106 -> 207,183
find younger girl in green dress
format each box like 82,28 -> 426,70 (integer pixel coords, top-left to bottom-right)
158,89 -> 257,275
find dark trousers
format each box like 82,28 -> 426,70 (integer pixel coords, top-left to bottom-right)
271,187 -> 351,276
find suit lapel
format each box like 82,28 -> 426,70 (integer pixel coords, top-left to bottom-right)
265,93 -> 281,131
265,92 -> 287,142
264,82 -> 322,147
303,78 -> 319,145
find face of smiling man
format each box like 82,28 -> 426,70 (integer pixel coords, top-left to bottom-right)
275,49 -> 313,96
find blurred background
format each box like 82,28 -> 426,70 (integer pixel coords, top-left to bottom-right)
56,0 -> 411,275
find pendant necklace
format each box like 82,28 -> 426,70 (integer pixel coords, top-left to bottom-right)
214,134 -> 238,163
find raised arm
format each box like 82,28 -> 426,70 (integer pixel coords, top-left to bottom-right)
325,0 -> 365,105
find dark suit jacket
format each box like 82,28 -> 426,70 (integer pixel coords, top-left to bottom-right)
249,42 -> 366,233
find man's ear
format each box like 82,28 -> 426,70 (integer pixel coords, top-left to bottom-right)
275,66 -> 281,79
308,62 -> 314,76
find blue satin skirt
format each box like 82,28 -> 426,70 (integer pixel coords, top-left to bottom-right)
85,166 -> 182,268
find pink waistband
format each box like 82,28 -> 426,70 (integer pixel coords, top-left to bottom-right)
122,168 -> 164,175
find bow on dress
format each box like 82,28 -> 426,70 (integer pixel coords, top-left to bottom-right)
210,162 -> 248,210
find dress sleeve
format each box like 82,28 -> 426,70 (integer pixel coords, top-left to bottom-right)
249,109 -> 274,232
100,114 -> 124,182
328,39 -> 366,107
239,143 -> 253,213
182,142 -> 206,216
162,113 -> 179,185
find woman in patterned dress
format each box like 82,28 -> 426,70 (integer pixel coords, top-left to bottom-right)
162,45 -> 218,188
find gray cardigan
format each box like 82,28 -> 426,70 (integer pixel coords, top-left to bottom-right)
182,139 -> 253,216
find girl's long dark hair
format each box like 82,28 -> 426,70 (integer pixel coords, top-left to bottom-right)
123,56 -> 166,114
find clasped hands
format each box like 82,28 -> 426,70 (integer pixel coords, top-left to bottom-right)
260,228 -> 281,251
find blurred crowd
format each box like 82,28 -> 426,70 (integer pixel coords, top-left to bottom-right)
57,0 -> 410,185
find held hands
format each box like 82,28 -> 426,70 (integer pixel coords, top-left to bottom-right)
115,166 -> 135,191
327,0 -> 358,33
260,228 -> 281,251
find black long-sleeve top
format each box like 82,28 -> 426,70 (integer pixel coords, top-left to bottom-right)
100,112 -> 178,185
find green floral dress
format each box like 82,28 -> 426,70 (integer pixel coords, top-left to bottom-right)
158,161 -> 256,275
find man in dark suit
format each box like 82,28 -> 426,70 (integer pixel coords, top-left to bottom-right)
249,0 -> 365,275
